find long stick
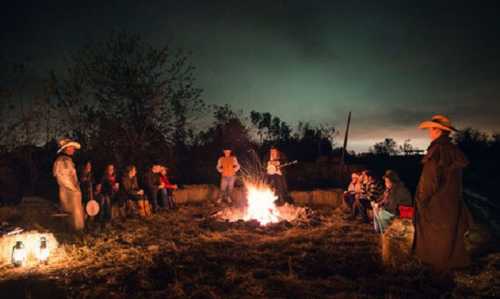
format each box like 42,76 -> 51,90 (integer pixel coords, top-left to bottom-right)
340,111 -> 351,168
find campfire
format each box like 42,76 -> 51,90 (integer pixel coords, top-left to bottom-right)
215,181 -> 306,225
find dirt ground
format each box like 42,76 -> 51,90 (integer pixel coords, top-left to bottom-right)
0,203 -> 499,299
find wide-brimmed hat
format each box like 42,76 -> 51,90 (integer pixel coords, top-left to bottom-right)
383,170 -> 401,183
57,138 -> 81,153
418,115 -> 457,132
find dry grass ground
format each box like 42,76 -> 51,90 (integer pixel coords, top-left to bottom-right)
0,202 -> 499,299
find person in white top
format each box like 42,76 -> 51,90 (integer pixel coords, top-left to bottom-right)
52,139 -> 85,231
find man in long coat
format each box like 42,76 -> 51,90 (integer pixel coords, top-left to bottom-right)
413,115 -> 473,272
53,139 -> 85,230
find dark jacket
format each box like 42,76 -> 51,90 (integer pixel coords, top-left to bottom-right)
379,182 -> 412,215
120,175 -> 143,201
79,170 -> 94,203
412,135 -> 473,272
101,174 -> 117,197
143,171 -> 161,192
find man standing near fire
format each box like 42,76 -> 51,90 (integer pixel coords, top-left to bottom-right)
216,147 -> 240,204
413,115 -> 473,273
53,139 -> 85,231
266,147 -> 294,205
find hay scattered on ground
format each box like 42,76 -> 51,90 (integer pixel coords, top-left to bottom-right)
0,203 -> 498,298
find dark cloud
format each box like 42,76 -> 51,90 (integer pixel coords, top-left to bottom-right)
2,0 -> 500,151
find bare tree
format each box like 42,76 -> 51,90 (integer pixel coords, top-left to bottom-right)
52,31 -> 204,163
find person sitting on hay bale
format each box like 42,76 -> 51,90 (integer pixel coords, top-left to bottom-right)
412,115 -> 473,273
158,166 -> 178,210
120,165 -> 151,217
100,164 -> 119,221
352,171 -> 384,223
343,171 -> 362,216
52,139 -> 85,231
143,163 -> 162,213
372,170 -> 412,233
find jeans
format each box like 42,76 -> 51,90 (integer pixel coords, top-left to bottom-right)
353,197 -> 371,222
220,176 -> 236,200
159,189 -> 176,209
344,193 -> 356,212
373,208 -> 394,233
146,188 -> 159,212
99,195 -> 112,221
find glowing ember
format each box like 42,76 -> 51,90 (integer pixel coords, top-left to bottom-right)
243,183 -> 280,225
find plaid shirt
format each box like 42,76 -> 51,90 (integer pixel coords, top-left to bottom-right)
361,179 -> 384,202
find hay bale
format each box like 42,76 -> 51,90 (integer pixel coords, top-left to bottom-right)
173,189 -> 189,204
0,206 -> 20,223
465,223 -> 496,256
311,189 -> 343,207
173,185 -> 219,203
381,218 -> 414,268
290,191 -> 311,205
0,197 -> 69,232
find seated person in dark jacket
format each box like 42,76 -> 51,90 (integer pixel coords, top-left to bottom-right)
99,164 -> 119,221
372,170 -> 412,233
143,163 -> 162,213
120,165 -> 150,217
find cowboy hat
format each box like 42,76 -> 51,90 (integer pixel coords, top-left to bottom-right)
418,115 -> 457,132
57,138 -> 81,153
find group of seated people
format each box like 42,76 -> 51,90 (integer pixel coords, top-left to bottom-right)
79,162 -> 178,221
343,169 -> 413,233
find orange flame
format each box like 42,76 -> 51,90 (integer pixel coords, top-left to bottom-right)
243,183 -> 281,225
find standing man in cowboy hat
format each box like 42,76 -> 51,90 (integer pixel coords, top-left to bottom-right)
53,139 -> 85,231
413,115 -> 473,272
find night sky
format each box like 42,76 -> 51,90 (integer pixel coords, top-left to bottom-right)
2,0 -> 500,152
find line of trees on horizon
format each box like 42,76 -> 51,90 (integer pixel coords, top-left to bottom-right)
1,31 -> 498,199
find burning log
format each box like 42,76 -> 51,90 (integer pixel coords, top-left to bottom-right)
215,182 -> 312,226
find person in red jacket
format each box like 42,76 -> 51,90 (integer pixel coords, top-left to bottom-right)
158,166 -> 178,210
